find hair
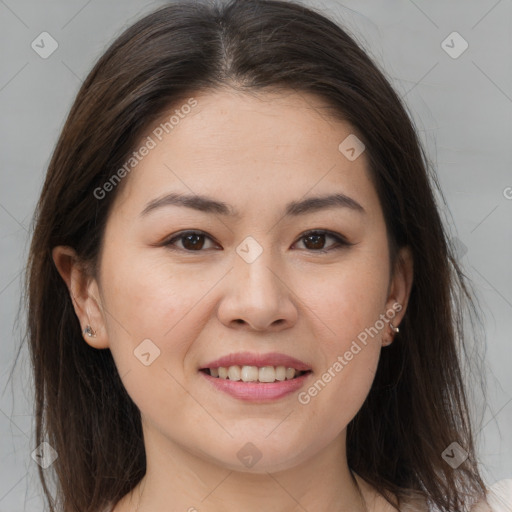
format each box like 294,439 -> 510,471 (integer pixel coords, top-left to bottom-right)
19,0 -> 490,511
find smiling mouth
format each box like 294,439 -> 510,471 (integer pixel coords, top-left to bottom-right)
200,366 -> 312,383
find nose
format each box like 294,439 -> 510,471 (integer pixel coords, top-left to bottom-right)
216,247 -> 298,332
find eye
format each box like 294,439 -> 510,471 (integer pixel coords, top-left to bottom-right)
163,230 -> 219,252
162,229 -> 353,253
293,230 -> 353,253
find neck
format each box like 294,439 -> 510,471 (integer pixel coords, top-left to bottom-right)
116,425 -> 373,512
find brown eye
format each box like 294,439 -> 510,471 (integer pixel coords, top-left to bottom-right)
181,233 -> 205,250
303,233 -> 328,250
162,229 -> 352,254
164,231 -> 218,252
295,230 -> 352,253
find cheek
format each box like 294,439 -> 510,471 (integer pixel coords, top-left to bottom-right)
98,257 -> 206,424
292,251 -> 388,426
294,254 -> 390,344
297,324 -> 382,445
103,244 -> 205,325
98,249 -> 208,372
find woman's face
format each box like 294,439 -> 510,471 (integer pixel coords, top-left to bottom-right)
68,89 -> 412,473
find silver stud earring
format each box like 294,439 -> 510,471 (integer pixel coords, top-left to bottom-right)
83,325 -> 96,338
390,322 -> 399,334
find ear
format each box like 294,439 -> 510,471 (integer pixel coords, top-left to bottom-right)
51,246 -> 109,349
384,245 -> 414,332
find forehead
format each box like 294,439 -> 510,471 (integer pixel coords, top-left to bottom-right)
110,89 -> 378,219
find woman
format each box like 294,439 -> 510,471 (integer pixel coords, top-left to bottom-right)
24,0 -> 510,510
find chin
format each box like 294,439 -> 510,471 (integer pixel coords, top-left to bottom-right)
206,441 -> 309,474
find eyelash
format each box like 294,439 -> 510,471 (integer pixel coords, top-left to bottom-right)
162,229 -> 353,254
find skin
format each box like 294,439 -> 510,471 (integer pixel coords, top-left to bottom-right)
53,89 -> 415,512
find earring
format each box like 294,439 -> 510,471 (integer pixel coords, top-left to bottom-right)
390,322 -> 399,334
83,325 -> 96,338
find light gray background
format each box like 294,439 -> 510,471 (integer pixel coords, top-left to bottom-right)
1,0 -> 511,510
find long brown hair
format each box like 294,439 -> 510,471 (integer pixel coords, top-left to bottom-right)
21,0 -> 489,510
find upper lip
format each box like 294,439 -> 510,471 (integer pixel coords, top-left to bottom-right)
200,351 -> 312,372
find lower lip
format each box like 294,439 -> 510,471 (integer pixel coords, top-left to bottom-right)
199,371 -> 312,402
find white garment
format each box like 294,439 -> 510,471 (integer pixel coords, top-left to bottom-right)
472,479 -> 512,512
102,479 -> 512,512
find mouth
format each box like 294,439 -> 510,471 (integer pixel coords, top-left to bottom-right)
198,352 -> 313,401
199,366 -> 312,383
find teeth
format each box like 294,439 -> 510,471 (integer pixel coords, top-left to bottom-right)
207,365 -> 305,382
285,367 -> 295,380
227,365 -> 241,381
275,366 -> 286,381
258,366 -> 276,383
241,365 -> 258,382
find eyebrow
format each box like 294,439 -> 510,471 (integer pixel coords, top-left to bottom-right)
139,192 -> 365,218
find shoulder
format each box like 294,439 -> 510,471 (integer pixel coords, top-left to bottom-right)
400,490 -> 429,512
352,472 -> 429,512
471,479 -> 512,512
400,479 -> 512,512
